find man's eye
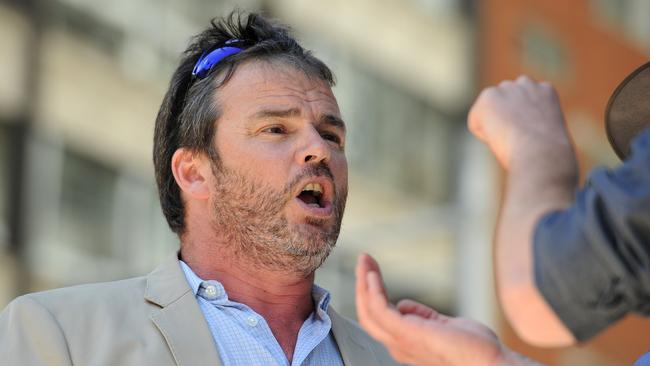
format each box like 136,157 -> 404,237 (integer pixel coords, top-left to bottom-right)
321,133 -> 342,144
262,126 -> 285,134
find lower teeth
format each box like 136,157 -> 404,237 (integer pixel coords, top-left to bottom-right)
308,203 -> 320,208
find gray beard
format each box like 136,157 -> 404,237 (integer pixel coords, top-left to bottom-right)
209,159 -> 347,278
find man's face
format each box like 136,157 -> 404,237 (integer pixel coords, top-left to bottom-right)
208,60 -> 348,276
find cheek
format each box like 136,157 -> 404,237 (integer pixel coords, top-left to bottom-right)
221,138 -> 289,170
331,155 -> 348,189
229,147 -> 294,188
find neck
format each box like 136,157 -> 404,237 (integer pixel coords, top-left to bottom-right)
180,238 -> 316,327
184,245 -> 315,313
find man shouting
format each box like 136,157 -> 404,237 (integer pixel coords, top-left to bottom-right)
0,11 -> 397,366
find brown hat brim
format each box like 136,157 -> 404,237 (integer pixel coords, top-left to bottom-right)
605,61 -> 650,160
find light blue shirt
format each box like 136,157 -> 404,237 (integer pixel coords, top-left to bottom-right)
179,261 -> 344,366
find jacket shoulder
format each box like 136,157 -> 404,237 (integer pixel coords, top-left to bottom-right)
0,293 -> 76,365
4,276 -> 153,334
29,276 -> 147,309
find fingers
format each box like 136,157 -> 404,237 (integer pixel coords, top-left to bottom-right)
355,253 -> 371,313
468,86 -> 502,141
357,255 -> 461,365
515,74 -> 553,91
515,74 -> 535,87
355,253 -> 377,302
499,75 -> 538,97
356,254 -> 422,343
366,271 -> 388,306
355,254 -> 394,344
364,270 -> 412,338
397,299 -> 438,319
515,74 -> 532,84
468,75 -> 559,135
363,254 -> 388,298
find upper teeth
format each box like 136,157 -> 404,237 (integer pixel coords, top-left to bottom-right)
303,183 -> 323,194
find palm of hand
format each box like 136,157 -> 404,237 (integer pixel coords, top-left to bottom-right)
389,300 -> 505,366
356,254 -> 514,366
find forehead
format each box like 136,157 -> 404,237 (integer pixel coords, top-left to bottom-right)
215,60 -> 340,117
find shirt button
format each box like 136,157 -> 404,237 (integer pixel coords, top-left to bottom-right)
246,316 -> 258,327
204,285 -> 218,299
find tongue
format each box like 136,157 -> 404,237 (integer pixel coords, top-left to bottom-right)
298,192 -> 319,205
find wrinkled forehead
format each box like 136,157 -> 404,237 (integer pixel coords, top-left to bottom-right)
215,59 -> 340,116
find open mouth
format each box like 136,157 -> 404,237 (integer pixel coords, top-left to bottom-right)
297,183 -> 325,208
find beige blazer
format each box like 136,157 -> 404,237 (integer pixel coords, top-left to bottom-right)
0,253 -> 399,365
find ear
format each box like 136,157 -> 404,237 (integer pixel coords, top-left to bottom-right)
171,148 -> 211,200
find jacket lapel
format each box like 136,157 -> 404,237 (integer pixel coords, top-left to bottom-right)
329,307 -> 383,366
145,253 -> 223,366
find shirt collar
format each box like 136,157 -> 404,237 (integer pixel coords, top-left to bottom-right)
312,283 -> 332,313
179,260 -> 203,296
179,259 -> 332,311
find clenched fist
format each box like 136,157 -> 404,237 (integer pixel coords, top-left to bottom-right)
468,75 -> 572,170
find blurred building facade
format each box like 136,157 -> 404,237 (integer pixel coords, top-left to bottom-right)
480,0 -> 650,364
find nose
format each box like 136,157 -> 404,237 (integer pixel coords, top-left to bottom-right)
295,126 -> 331,165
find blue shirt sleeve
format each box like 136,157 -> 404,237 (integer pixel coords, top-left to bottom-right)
533,128 -> 650,342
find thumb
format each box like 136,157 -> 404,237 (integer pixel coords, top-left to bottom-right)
467,107 -> 487,142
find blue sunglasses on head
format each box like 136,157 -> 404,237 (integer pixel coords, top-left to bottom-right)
191,41 -> 243,79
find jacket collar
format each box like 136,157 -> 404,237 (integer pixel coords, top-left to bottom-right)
145,252 -> 223,366
144,252 -> 191,307
144,252 -> 385,366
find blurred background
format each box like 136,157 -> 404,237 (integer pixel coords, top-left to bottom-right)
0,0 -> 648,364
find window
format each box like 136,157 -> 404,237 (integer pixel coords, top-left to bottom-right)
25,139 -> 177,286
343,64 -> 460,204
59,149 -> 117,258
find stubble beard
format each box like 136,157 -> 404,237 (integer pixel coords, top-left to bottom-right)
209,158 -> 347,278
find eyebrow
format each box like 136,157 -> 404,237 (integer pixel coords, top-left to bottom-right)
320,114 -> 346,132
252,108 -> 346,132
253,108 -> 301,120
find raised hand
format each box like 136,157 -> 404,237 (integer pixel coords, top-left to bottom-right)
468,75 -> 571,170
355,253 -> 541,366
